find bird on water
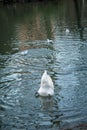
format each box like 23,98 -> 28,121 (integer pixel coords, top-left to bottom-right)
38,70 -> 54,97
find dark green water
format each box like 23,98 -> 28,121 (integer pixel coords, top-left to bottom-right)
0,0 -> 87,129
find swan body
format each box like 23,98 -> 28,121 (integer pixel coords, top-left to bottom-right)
66,28 -> 69,33
47,39 -> 53,43
38,70 -> 54,96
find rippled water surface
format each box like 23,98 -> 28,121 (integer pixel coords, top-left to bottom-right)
0,0 -> 87,129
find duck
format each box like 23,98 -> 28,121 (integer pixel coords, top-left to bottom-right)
38,70 -> 54,96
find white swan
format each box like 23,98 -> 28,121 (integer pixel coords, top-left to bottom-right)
65,28 -> 69,33
38,70 -> 54,96
47,39 -> 53,43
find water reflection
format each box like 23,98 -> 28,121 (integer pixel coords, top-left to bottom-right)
0,0 -> 87,129
73,0 -> 84,40
40,97 -> 54,111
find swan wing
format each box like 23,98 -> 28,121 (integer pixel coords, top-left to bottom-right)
41,70 -> 54,89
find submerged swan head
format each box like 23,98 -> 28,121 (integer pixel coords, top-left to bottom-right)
38,70 -> 54,96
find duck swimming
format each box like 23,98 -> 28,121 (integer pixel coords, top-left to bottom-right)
38,70 -> 54,96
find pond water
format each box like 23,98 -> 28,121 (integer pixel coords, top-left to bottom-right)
0,0 -> 87,129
